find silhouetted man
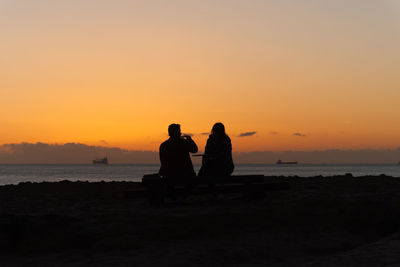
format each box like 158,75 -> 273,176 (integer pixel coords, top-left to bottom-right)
159,124 -> 198,198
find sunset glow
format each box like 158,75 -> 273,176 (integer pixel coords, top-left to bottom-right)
1,0 -> 399,152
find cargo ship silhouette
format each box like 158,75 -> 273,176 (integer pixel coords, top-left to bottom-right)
93,157 -> 108,164
276,159 -> 298,165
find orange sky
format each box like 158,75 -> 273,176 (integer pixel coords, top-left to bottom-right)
1,0 -> 399,152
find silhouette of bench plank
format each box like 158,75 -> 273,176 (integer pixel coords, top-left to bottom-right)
141,174 -> 291,204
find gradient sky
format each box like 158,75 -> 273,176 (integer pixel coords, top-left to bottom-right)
1,0 -> 399,152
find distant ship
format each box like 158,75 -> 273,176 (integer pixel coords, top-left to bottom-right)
276,159 -> 298,165
93,157 -> 108,164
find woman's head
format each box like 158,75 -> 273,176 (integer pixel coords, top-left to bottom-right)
211,122 -> 226,137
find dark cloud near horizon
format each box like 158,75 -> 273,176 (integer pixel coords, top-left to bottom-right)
1,142 -> 400,164
238,131 -> 257,137
0,142 -> 158,164
182,133 -> 194,137
270,131 -> 278,135
293,132 -> 306,137
200,132 -> 210,135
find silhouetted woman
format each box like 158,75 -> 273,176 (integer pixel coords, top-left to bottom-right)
199,122 -> 234,178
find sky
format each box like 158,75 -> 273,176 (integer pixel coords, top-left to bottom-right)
1,0 -> 399,152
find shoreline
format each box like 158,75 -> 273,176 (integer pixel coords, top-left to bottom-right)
1,175 -> 400,266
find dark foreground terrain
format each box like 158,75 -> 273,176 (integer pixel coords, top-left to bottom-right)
1,175 -> 400,266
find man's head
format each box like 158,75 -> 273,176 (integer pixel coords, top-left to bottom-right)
168,123 -> 181,138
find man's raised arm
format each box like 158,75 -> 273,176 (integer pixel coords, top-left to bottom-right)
184,136 -> 198,153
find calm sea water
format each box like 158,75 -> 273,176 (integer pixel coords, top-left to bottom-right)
0,164 -> 399,186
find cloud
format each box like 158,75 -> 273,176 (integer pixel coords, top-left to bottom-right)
200,132 -> 210,136
293,132 -> 306,137
0,142 -> 158,164
1,142 -> 400,164
270,131 -> 278,135
238,131 -> 257,137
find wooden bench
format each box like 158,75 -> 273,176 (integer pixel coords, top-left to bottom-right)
141,174 -> 290,204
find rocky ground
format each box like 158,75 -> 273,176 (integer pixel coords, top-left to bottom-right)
1,176 -> 400,266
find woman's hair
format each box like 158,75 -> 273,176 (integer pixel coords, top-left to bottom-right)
211,122 -> 226,136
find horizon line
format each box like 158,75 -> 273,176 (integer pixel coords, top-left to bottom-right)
1,142 -> 400,153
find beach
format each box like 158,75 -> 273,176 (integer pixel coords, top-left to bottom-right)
1,175 -> 400,266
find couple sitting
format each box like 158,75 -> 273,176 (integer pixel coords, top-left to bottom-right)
159,123 -> 234,196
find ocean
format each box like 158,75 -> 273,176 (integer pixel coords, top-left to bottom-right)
0,164 -> 399,186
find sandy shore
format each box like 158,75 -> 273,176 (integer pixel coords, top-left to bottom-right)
1,175 -> 400,266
